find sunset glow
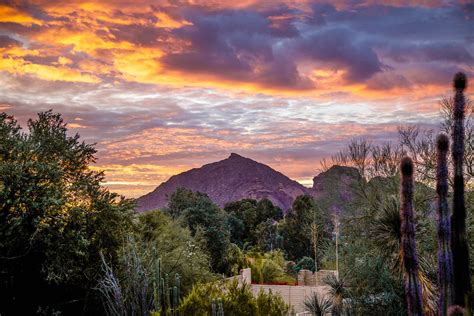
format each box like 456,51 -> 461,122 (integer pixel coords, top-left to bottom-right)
1,0 -> 473,197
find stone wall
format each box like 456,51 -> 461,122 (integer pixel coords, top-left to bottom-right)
251,284 -> 329,313
297,269 -> 337,286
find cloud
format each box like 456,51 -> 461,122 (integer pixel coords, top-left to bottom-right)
1,1 -> 472,197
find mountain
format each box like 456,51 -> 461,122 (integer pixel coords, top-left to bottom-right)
136,153 -> 310,212
310,165 -> 362,217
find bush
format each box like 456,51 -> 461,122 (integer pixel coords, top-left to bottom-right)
178,280 -> 288,316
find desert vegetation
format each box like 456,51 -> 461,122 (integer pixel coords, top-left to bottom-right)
0,73 -> 473,315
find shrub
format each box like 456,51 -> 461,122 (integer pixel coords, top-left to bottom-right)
179,280 -> 288,316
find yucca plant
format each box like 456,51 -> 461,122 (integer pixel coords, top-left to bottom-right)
450,72 -> 471,312
324,274 -> 350,316
303,292 -> 332,316
399,156 -> 424,316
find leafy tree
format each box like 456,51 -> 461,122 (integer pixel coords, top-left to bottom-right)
136,210 -> 215,293
294,256 -> 316,273
224,245 -> 293,283
247,250 -> 289,284
224,198 -> 283,249
0,111 -> 134,314
166,188 -> 229,272
280,195 -> 329,263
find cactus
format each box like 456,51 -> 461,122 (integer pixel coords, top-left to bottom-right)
437,132 -> 454,315
175,273 -> 180,306
212,299 -> 217,316
450,72 -> 471,311
217,298 -> 224,316
212,298 -> 224,316
165,273 -> 171,309
400,156 -> 424,316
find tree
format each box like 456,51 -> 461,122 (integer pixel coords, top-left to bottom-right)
136,210 -> 215,293
0,111 -> 134,314
98,210 -> 215,316
280,195 -> 329,264
166,188 -> 230,272
224,198 -> 283,249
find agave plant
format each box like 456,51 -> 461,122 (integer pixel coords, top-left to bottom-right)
323,274 -> 351,316
304,292 -> 332,316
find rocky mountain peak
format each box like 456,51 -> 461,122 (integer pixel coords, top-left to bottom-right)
136,153 -> 309,212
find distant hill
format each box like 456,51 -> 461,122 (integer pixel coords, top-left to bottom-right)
311,165 -> 362,217
136,153 -> 310,212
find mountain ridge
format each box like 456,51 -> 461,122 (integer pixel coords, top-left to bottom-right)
136,153 -> 359,212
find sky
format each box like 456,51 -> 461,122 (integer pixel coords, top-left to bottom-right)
0,0 -> 473,198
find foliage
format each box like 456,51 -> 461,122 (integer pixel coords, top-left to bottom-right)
0,111 -> 134,314
347,255 -> 406,315
246,250 -> 290,284
280,195 -> 330,264
98,236 -> 184,316
294,256 -> 316,273
224,198 -> 283,250
136,210 -> 215,293
303,292 -> 333,316
323,274 -> 351,316
224,245 -> 294,283
178,280 -> 288,316
166,188 -> 230,272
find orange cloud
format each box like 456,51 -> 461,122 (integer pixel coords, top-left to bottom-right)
0,5 -> 43,25
0,56 -> 101,83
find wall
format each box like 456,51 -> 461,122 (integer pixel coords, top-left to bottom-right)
297,269 -> 337,286
251,283 -> 329,314
235,268 -> 335,314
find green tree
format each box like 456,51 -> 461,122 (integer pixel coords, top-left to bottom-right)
136,210 -> 215,292
224,198 -> 283,249
166,188 -> 230,272
280,195 -> 329,263
0,111 -> 134,314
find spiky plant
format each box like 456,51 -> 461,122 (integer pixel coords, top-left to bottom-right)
450,72 -> 471,311
437,132 -> 454,315
304,292 -> 332,316
368,196 -> 437,314
400,156 -> 424,316
324,274 -> 350,316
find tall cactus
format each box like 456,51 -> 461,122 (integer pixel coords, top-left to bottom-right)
437,132 -> 454,315
450,72 -> 471,311
400,156 -> 424,316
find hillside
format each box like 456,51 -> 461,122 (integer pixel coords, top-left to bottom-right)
137,153 -> 310,212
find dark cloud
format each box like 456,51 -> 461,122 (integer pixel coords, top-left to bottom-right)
0,35 -> 21,47
296,27 -> 383,82
161,9 -> 312,89
384,42 -> 474,64
108,24 -> 169,47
